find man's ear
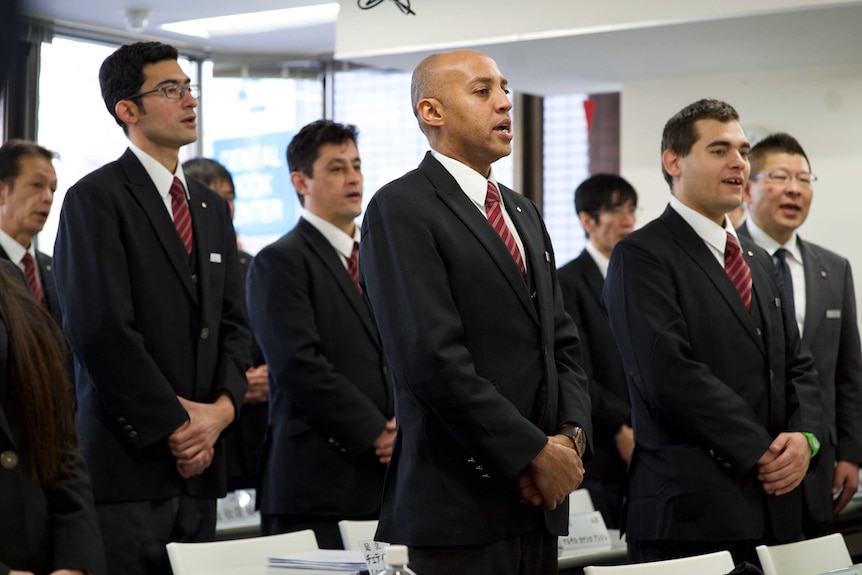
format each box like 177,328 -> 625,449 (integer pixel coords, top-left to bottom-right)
417,97 -> 444,129
291,171 -> 308,198
661,148 -> 682,181
578,211 -> 595,236
115,99 -> 139,127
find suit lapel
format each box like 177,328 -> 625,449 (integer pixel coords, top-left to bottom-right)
799,238 -> 825,344
297,219 -> 380,344
0,321 -> 15,448
663,208 -> 765,354
576,251 -> 605,308
419,154 -> 538,324
119,150 -> 197,302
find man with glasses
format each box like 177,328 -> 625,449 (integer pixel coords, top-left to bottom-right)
558,174 -> 638,530
739,132 -> 862,537
53,41 -> 251,575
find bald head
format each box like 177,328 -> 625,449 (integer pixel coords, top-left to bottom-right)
411,50 -> 494,129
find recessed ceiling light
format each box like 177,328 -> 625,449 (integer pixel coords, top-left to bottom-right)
160,3 -> 340,38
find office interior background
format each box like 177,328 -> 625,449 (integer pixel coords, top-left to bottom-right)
4,0 -> 862,293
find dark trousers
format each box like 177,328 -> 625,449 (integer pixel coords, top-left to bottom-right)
262,513 -> 346,550
97,495 -> 216,575
628,539 -> 762,568
408,528 -> 558,575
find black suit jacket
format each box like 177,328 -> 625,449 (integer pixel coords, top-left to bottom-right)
360,152 -> 592,546
558,250 -> 630,487
0,308 -> 105,574
247,218 -> 393,518
53,149 -> 251,502
739,222 -> 862,523
0,246 -> 62,326
604,205 -> 821,543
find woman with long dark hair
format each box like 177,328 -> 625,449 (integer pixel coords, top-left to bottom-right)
0,262 -> 104,575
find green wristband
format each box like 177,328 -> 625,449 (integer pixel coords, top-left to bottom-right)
801,432 -> 820,457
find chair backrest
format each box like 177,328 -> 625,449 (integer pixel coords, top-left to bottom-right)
584,550 -> 735,575
756,533 -> 853,575
166,529 -> 319,575
570,488 -> 596,514
338,519 -> 380,551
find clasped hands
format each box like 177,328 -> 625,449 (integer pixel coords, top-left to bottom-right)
516,435 -> 584,510
167,394 -> 235,478
757,431 -> 811,496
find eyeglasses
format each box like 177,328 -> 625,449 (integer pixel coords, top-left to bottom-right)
591,205 -> 639,219
751,168 -> 817,187
126,84 -> 199,101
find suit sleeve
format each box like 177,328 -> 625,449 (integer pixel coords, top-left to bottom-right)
604,238 -> 773,472
835,260 -> 862,463
53,178 -> 187,449
360,189 -> 549,479
46,448 -> 107,574
247,242 -> 388,453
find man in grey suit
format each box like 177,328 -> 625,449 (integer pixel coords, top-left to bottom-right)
0,139 -> 62,325
739,132 -> 862,535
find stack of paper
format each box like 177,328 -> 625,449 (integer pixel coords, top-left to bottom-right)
269,549 -> 367,571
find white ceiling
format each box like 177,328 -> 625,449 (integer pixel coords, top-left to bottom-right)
20,0 -> 862,95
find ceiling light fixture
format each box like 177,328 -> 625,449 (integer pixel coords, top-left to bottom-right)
160,3 -> 340,38
126,9 -> 150,32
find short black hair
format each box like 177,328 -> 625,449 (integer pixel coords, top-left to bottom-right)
574,174 -> 638,238
286,120 -> 359,206
183,157 -> 234,193
0,139 -> 58,187
661,98 -> 740,189
749,132 -> 811,176
99,41 -> 178,132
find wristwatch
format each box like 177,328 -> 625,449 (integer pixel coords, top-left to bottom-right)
559,423 -> 586,458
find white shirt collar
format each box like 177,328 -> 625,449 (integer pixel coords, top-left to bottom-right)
585,241 -> 610,280
0,228 -> 34,266
127,142 -> 188,201
669,195 -> 738,264
745,219 -> 803,264
300,209 -> 360,260
431,149 -> 502,213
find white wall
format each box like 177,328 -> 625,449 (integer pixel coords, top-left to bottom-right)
621,64 -> 862,292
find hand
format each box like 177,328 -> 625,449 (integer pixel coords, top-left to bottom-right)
516,469 -> 543,507
757,432 -> 811,495
832,460 -> 859,515
528,437 -> 584,510
614,424 -> 635,464
244,364 -> 270,404
49,570 -> 87,575
167,394 -> 234,476
373,417 -> 397,464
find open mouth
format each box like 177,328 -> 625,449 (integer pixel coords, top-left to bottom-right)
494,120 -> 512,136
723,177 -> 743,186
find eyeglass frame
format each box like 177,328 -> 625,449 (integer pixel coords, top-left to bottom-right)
750,168 -> 818,186
125,83 -> 200,102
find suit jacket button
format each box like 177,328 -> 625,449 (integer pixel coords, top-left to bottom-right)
128,430 -> 138,438
118,417 -> 127,424
756,328 -> 762,336
123,424 -> 134,432
200,327 -> 209,339
192,273 -> 198,284
0,450 -> 18,470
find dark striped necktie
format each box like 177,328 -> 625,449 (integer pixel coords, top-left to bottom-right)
169,177 -> 193,256
724,232 -> 752,311
484,182 -> 526,278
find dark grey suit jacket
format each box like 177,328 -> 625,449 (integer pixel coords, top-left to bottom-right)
739,222 -> 862,523
360,152 -> 592,546
247,217 -> 393,518
605,206 -> 821,543
53,148 -> 251,502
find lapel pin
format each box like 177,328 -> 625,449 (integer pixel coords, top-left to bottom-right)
201,202 -> 207,208
516,206 -> 522,213
821,270 -> 827,277
545,251 -> 551,262
746,250 -> 754,257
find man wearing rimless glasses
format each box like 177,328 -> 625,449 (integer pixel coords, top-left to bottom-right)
739,132 -> 862,539
53,41 -> 251,575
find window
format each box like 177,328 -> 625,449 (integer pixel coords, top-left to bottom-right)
199,65 -> 323,254
543,94 -> 590,266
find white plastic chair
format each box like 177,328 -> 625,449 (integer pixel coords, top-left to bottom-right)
338,519 -> 380,550
166,529 -> 319,575
583,550 -> 735,575
756,533 -> 853,575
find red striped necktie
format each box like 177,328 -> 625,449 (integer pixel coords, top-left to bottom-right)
484,182 -> 526,278
347,242 -> 361,294
21,252 -> 44,304
724,232 -> 752,311
169,177 -> 193,256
